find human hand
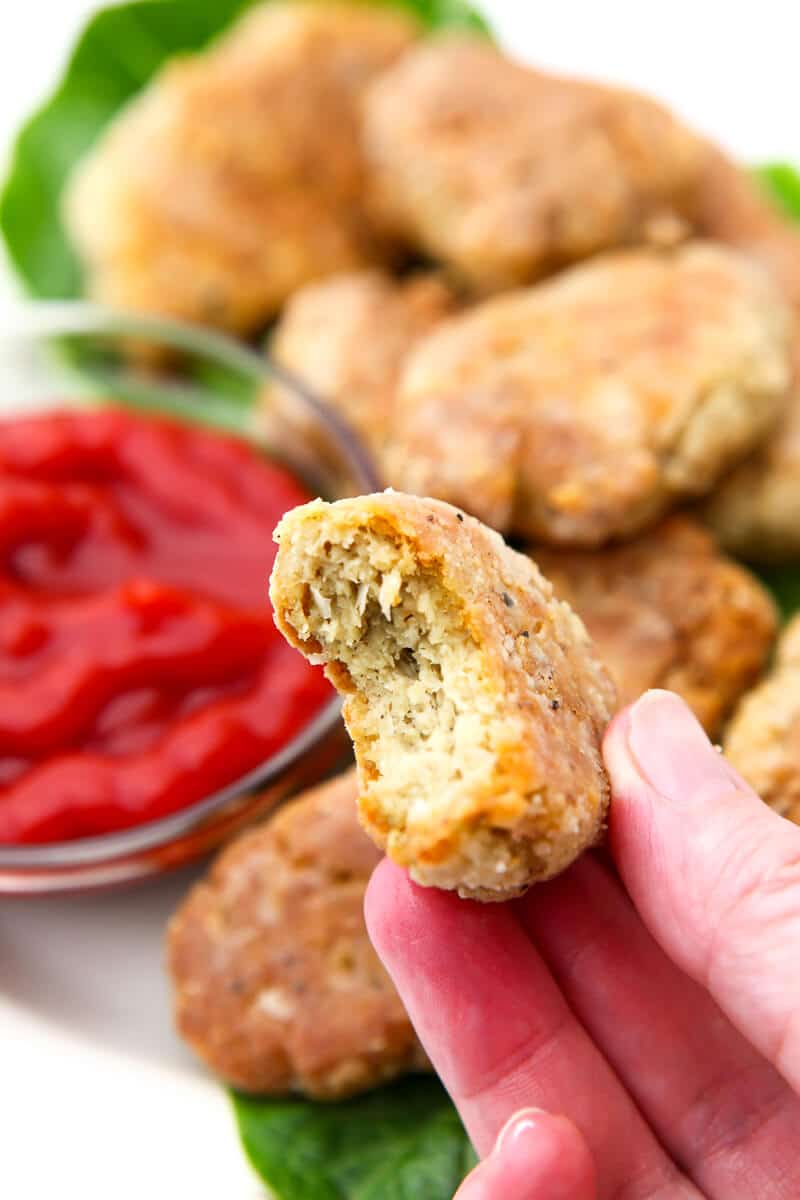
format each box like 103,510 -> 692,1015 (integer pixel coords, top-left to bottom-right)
365,690 -> 800,1198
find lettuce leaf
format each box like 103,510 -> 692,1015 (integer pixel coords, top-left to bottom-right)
747,163 -> 800,615
231,1076 -> 477,1200
756,163 -> 800,222
0,0 -> 491,300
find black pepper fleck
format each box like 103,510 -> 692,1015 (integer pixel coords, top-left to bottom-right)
427,515 -> 434,523
520,630 -> 530,638
456,512 -> 464,522
551,699 -> 560,710
502,591 -> 514,607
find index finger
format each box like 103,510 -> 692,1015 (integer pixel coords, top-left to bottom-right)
365,859 -> 700,1199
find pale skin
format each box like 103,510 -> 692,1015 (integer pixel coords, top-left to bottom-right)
365,689 -> 800,1199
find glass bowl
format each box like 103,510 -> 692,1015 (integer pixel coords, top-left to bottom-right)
0,302 -> 379,894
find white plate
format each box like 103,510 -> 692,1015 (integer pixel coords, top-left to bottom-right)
0,3 -> 797,1197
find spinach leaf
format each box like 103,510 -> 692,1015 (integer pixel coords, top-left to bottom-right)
747,162 -> 800,620
751,564 -> 800,622
755,163 -> 800,221
0,0 -> 491,302
231,1076 -> 477,1200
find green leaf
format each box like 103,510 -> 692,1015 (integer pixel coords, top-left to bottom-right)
231,1076 -> 477,1200
0,0 -> 491,301
751,564 -> 800,622
748,163 -> 800,621
755,162 -> 800,222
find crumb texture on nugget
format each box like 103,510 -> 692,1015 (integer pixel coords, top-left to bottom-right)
167,771 -> 428,1099
268,269 -> 460,456
388,243 -> 792,545
695,149 -> 800,310
704,334 -> 800,562
270,492 -> 616,901
362,36 -> 704,290
64,2 -> 418,336
533,517 -> 777,737
725,617 -> 800,827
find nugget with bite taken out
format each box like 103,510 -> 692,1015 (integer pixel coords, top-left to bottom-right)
270,492 -> 616,900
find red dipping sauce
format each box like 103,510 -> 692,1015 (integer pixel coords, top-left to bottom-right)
0,409 -> 329,844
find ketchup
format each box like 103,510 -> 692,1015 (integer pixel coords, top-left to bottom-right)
0,409 -> 329,844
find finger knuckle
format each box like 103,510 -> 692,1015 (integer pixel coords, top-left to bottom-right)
704,829 -> 800,988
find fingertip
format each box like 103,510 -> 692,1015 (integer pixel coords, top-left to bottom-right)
364,857 -> 406,939
603,690 -> 710,794
364,858 -> 416,960
601,702 -> 632,760
455,1108 -> 596,1200
604,688 -> 761,828
365,857 -> 465,964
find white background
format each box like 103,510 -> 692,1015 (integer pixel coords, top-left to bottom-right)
0,3 -> 798,1198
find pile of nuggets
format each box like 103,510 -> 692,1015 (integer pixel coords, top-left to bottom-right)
66,1 -> 800,1097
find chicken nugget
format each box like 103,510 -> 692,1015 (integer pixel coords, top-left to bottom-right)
533,517 -> 777,737
694,153 -> 800,561
389,243 -> 792,545
64,3 -> 418,338
270,492 -> 616,901
704,333 -> 800,562
695,149 -> 800,311
167,770 -> 428,1099
725,617 -> 800,826
267,270 -> 460,455
361,36 -> 704,290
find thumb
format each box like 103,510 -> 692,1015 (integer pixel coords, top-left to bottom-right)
453,1109 -> 596,1200
604,689 -> 800,1094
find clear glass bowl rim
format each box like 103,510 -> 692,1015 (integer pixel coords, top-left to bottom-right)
0,301 -> 378,873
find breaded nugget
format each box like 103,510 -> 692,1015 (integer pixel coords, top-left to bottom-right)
725,617 -> 800,826
167,770 -> 428,1098
270,492 -> 616,901
704,333 -> 800,562
268,270 -> 459,455
361,37 -> 704,290
695,149 -> 800,311
388,243 -> 792,545
533,517 -> 777,737
64,3 -> 418,337
696,141 -> 800,568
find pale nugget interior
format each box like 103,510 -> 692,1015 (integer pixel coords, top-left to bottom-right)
292,525 -> 515,840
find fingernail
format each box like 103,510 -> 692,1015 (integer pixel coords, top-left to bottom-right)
455,1109 -> 593,1200
494,1108 -> 547,1154
626,690 -> 740,804
459,1109 -> 549,1198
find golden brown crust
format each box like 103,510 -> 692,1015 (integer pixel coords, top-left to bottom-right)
64,3 -> 418,337
725,617 -> 800,826
267,270 -> 460,455
532,517 -> 777,737
388,243 -> 792,545
694,148 -> 800,311
703,330 -> 800,562
362,36 -> 704,290
270,492 -> 616,900
167,770 -> 428,1099
697,150 -> 800,564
